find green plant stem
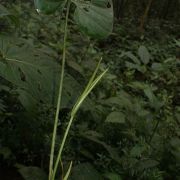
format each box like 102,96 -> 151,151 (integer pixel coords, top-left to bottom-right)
52,115 -> 74,180
63,161 -> 73,180
52,68 -> 108,179
48,1 -> 70,180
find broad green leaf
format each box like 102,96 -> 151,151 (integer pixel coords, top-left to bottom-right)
0,36 -> 60,109
151,63 -> 165,71
130,145 -> 146,157
92,0 -> 111,7
125,61 -> 140,70
34,0 -> 65,14
82,133 -> 121,163
170,137 -> 180,149
0,36 -> 94,112
104,172 -> 123,180
70,163 -> 103,180
101,91 -> 132,109
138,160 -> 159,170
106,111 -> 125,123
74,0 -> 113,39
128,81 -> 148,90
138,46 -> 150,64
123,52 -> 140,65
144,87 -> 163,110
17,89 -> 38,112
18,166 -> 47,180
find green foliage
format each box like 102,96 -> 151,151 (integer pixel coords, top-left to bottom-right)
70,163 -> 103,180
17,165 -> 47,180
34,0 -> 114,39
106,111 -> 125,123
74,0 -> 114,39
0,4 -> 19,29
104,172 -> 123,180
0,35 -> 60,111
33,1 -> 114,179
0,1 -> 179,180
0,4 -> 11,17
34,0 -> 65,14
0,99 -> 5,112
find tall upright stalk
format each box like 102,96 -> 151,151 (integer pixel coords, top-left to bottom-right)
49,1 -> 70,180
52,62 -> 108,180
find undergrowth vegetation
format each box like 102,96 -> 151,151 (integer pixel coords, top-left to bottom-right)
0,0 -> 180,180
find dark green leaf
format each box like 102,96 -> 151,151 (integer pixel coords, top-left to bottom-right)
74,0 -> 113,39
130,145 -> 146,157
123,52 -> 140,65
104,172 -> 122,180
82,133 -> 121,164
34,0 -> 65,14
138,160 -> 159,170
106,111 -> 125,123
0,4 -> 11,17
138,46 -> 150,64
70,163 -> 103,180
18,166 -> 47,180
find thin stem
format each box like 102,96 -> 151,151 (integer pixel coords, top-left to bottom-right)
52,68 -> 108,179
48,1 -> 71,180
52,115 -> 74,180
71,58 -> 102,114
63,161 -> 73,180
